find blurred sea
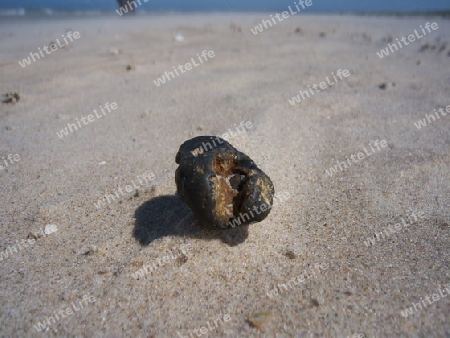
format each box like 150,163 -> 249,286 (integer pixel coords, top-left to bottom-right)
1,7 -> 449,18
0,8 -> 167,18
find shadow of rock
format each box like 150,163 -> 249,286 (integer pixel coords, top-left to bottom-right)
133,195 -> 249,247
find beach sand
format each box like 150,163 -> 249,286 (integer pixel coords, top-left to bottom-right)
0,13 -> 449,337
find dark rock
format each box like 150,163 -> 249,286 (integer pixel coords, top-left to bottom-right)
117,0 -> 135,14
285,250 -> 296,259
175,136 -> 274,229
420,43 -> 430,52
310,298 -> 320,307
1,92 -> 20,104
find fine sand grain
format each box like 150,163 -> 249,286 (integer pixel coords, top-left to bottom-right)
0,14 -> 449,337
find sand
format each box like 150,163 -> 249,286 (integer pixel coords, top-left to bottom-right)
0,13 -> 449,337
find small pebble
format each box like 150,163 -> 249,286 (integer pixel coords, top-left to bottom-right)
83,245 -> 98,255
229,23 -> 242,33
285,250 -> 296,260
27,232 -> 41,240
109,48 -> 122,55
141,110 -> 152,118
132,258 -> 144,268
175,254 -> 188,267
174,33 -> 185,42
1,92 -> 20,104
420,43 -> 430,52
247,312 -> 273,329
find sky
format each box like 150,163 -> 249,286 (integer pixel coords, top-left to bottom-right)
1,0 -> 450,13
